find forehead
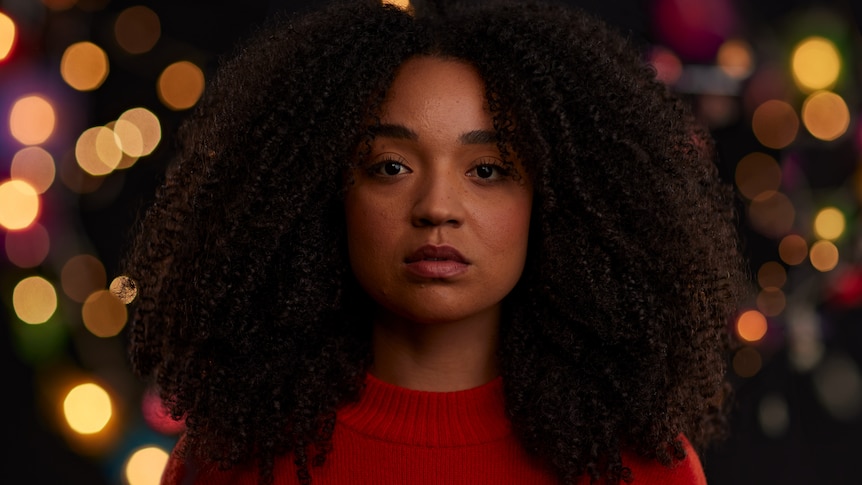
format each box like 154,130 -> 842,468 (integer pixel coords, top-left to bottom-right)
378,56 -> 492,129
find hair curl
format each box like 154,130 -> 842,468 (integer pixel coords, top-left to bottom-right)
122,1 -> 747,484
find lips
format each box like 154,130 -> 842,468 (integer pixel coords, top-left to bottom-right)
404,245 -> 470,279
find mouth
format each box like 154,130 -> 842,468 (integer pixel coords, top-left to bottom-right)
405,245 -> 469,264
404,245 -> 470,279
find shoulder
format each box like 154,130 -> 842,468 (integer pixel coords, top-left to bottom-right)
621,435 -> 707,485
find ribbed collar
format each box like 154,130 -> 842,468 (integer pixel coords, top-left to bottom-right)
337,373 -> 512,447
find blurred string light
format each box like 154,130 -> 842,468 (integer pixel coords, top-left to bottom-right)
0,10 -> 16,61
61,254 -> 106,303
114,6 -> 161,55
11,147 -> 56,194
733,346 -> 763,378
651,0 -> 736,62
759,393 -> 790,437
734,151 -> 781,200
82,290 -> 127,337
382,0 -> 411,10
746,191 -> 795,239
814,207 -> 846,240
141,388 -> 184,435
791,36 -> 841,92
736,309 -> 768,343
12,276 -> 58,324
124,446 -> 170,485
5,222 -> 50,268
110,275 -> 138,304
157,61 -> 205,110
9,95 -> 56,145
778,234 -> 808,265
716,38 -> 754,79
751,99 -> 798,149
0,179 -> 40,230
801,91 -> 850,141
41,0 -> 78,11
64,382 -> 113,434
810,240 -> 839,272
61,41 -> 109,91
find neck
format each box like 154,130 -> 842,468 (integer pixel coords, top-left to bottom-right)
370,308 -> 500,392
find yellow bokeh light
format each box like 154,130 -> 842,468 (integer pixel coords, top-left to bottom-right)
125,446 -> 170,485
115,6 -> 161,55
11,146 -> 55,194
791,36 -> 841,92
110,275 -> 138,304
61,254 -> 106,303
756,287 -> 786,317
814,207 -> 845,241
113,119 -> 144,157
75,126 -> 123,176
735,152 -> 781,200
733,347 -> 763,378
778,234 -> 808,265
157,61 -> 205,110
118,107 -> 161,156
61,41 -> 109,91
82,290 -> 127,337
717,38 -> 754,79
810,240 -> 839,272
801,91 -> 850,141
751,99 -> 798,149
747,191 -> 795,238
9,95 -> 56,145
737,309 -> 768,342
0,179 -> 40,230
64,383 -> 112,434
0,11 -> 16,60
757,261 -> 787,289
12,276 -> 57,324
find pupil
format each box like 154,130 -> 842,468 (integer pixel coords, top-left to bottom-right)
384,162 -> 401,175
477,165 -> 493,178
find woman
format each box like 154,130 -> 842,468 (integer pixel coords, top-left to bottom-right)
122,0 -> 747,483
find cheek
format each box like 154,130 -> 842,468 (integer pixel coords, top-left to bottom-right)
482,192 -> 532,255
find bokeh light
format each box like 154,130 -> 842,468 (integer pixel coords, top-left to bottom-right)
716,38 -> 754,79
747,191 -> 795,238
791,36 -> 841,92
779,234 -> 808,265
64,383 -> 112,434
759,393 -> 789,437
61,254 -> 106,303
757,287 -> 786,316
812,354 -> 862,421
115,6 -> 161,54
9,95 -> 56,145
810,240 -> 839,272
141,388 -> 185,435
735,152 -> 781,200
0,11 -> 16,61
757,261 -> 787,289
801,91 -> 850,141
11,146 -> 56,194
118,107 -> 161,156
110,275 -> 138,304
75,126 -> 123,176
60,41 -> 110,91
12,276 -> 58,324
733,347 -> 763,377
82,289 -> 128,337
751,99 -> 798,149
736,309 -> 768,342
5,222 -> 50,268
648,46 -> 683,85
814,207 -> 845,241
124,446 -> 170,485
651,0 -> 735,62
157,61 -> 205,110
382,0 -> 411,10
0,179 -> 40,230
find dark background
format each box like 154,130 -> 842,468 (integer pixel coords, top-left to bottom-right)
1,0 -> 861,483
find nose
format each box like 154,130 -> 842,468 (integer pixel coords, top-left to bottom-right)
410,170 -> 464,228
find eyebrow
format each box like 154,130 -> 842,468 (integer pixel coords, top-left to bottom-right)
372,124 -> 497,145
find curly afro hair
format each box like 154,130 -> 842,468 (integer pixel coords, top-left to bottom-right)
122,0 -> 747,483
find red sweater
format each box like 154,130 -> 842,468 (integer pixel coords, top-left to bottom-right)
162,374 -> 707,484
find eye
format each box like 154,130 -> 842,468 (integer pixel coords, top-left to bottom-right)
467,159 -> 510,181
367,157 -> 412,177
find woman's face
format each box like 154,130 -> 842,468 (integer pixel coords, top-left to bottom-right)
344,56 -> 533,326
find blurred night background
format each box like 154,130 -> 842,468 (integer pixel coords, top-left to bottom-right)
1,0 -> 861,483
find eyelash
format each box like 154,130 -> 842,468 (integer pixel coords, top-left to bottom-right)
365,156 -> 512,182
